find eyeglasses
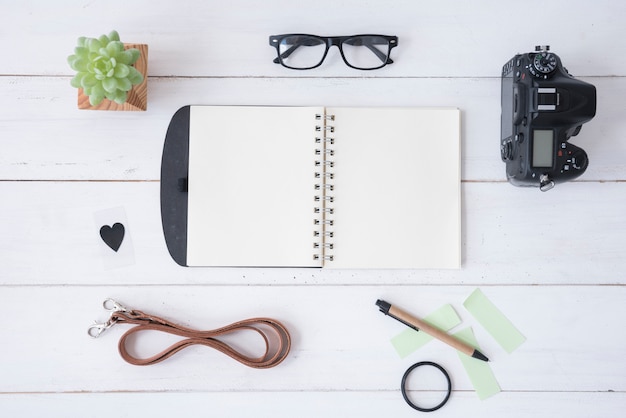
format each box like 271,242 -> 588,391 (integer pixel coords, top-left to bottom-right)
269,34 -> 398,70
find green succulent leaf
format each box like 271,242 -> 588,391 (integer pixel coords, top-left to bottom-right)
98,34 -> 110,46
116,77 -> 132,91
88,51 -> 100,62
98,47 -> 109,58
89,83 -> 106,105
127,66 -> 144,85
74,46 -> 88,56
114,63 -> 130,78
111,90 -> 127,104
115,50 -> 133,65
89,93 -> 105,106
127,48 -> 141,65
70,72 -> 86,88
87,38 -> 102,52
113,48 -> 141,66
91,83 -> 105,97
67,55 -> 88,72
81,73 -> 98,88
106,41 -> 124,57
108,30 -> 120,42
102,77 -> 118,94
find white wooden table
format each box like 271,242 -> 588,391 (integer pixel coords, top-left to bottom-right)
1,1 -> 624,416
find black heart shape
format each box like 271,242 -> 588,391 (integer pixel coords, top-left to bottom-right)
100,223 -> 125,252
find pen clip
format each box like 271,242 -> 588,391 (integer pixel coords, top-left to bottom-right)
375,299 -> 392,314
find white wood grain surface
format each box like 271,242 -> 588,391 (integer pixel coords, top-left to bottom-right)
1,0 -> 624,417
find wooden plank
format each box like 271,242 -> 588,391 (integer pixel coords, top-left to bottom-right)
1,181 -> 624,285
1,0 -> 625,78
0,76 -> 623,181
0,285 -> 623,393
0,391 -> 623,418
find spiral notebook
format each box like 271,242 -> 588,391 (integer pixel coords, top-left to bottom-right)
162,105 -> 460,269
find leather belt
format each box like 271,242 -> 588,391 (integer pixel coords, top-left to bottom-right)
89,299 -> 291,369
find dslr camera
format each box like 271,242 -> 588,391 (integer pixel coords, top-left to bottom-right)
500,46 -> 596,191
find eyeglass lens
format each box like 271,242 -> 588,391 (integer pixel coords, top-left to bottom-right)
278,35 -> 327,69
341,36 -> 390,69
277,35 -> 392,69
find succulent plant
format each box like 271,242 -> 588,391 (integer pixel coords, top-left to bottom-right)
68,30 -> 144,106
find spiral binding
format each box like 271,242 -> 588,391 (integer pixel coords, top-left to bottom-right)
313,112 -> 336,263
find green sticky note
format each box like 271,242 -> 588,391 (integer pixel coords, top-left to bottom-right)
390,304 -> 461,358
464,288 -> 526,353
454,327 -> 501,400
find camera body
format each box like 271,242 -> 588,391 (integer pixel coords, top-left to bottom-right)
500,46 -> 596,191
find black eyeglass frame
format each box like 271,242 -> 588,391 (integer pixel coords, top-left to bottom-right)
269,34 -> 399,70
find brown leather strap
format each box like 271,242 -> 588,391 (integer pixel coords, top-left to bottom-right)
109,309 -> 291,368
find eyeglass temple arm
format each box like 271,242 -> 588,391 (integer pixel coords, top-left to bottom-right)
367,44 -> 393,64
273,44 -> 298,63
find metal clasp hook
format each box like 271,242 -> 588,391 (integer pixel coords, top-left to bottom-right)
102,298 -> 129,313
87,298 -> 129,338
88,319 -> 116,338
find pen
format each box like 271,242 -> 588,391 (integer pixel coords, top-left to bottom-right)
376,299 -> 489,362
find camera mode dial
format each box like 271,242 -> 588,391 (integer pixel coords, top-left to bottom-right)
530,51 -> 557,78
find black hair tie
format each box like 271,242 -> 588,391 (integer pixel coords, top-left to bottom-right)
401,361 -> 452,412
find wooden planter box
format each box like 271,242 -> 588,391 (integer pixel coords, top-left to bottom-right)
77,43 -> 148,111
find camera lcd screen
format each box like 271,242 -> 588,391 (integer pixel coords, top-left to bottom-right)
532,130 -> 554,168
501,71 -> 514,139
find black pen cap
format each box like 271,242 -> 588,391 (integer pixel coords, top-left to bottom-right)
375,299 -> 391,314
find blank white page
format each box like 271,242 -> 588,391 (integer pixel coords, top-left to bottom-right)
187,106 -> 323,267
327,107 -> 460,269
